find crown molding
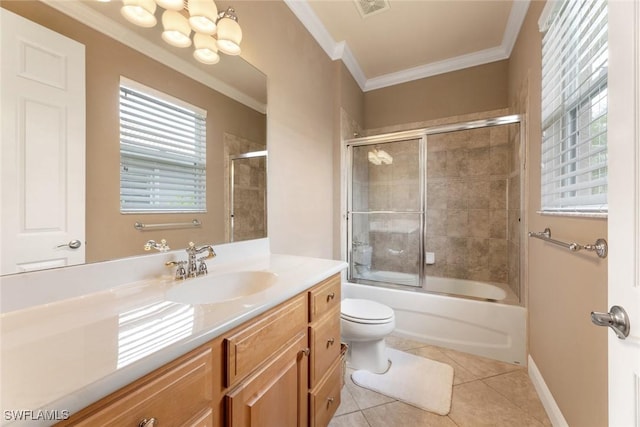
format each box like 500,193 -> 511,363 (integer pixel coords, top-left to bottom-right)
285,0 -> 530,92
364,46 -> 510,91
40,0 -> 267,113
502,0 -> 531,55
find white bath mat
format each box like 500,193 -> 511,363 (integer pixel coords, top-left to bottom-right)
351,348 -> 454,415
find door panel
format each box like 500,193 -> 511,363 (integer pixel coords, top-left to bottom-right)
1,9 -> 86,274
607,1 -> 640,425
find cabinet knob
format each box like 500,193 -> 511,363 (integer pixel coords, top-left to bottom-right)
327,292 -> 335,301
327,338 -> 335,346
301,348 -> 310,357
327,397 -> 335,405
138,418 -> 156,427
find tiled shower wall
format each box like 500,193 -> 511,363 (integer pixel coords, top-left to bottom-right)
224,133 -> 267,242
424,125 -> 515,286
349,112 -> 521,298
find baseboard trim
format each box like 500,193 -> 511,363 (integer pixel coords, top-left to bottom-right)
528,355 -> 569,427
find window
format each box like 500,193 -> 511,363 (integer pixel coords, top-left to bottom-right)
540,0 -> 608,214
119,77 -> 206,213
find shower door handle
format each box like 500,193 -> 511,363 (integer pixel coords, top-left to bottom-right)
591,305 -> 630,339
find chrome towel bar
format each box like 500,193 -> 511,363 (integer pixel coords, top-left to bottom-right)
528,227 -> 608,258
134,219 -> 202,231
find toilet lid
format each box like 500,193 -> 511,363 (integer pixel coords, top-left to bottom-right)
341,298 -> 394,324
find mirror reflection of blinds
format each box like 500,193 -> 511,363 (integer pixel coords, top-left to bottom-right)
540,0 -> 608,213
117,301 -> 195,368
120,84 -> 206,213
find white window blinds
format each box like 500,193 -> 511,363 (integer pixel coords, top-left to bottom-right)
540,0 -> 608,214
119,78 -> 206,213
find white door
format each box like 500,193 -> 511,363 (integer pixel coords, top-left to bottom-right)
1,9 -> 86,274
605,1 -> 640,425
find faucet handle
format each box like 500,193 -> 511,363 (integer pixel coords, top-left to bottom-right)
197,256 -> 209,275
165,260 -> 187,280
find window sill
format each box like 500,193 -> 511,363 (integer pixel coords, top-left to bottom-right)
537,210 -> 608,219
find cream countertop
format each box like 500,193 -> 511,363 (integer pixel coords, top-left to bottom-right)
0,247 -> 346,426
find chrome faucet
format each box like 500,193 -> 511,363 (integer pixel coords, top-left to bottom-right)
186,242 -> 216,278
166,242 -> 216,280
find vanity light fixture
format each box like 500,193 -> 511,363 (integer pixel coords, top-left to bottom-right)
193,33 -> 220,64
161,10 -> 192,47
368,148 -> 393,165
188,0 -> 218,35
155,0 -> 184,10
121,0 -> 157,28
368,151 -> 382,165
116,0 -> 242,65
215,7 -> 242,55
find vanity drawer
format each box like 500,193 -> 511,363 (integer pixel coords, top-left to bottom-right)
225,293 -> 307,387
66,347 -> 214,427
309,356 -> 343,427
309,306 -> 341,387
309,274 -> 341,322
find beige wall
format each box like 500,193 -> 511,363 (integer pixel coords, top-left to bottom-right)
230,1 -> 337,258
2,1 -> 267,263
334,62 -> 365,258
4,2 -> 610,422
508,1 -> 608,426
364,60 -> 509,130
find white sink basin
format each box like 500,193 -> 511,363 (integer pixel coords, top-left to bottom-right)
166,271 -> 278,304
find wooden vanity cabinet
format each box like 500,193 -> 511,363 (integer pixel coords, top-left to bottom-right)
56,273 -> 343,427
224,293 -> 309,426
308,275 -> 343,427
225,331 -> 309,427
56,343 -> 220,427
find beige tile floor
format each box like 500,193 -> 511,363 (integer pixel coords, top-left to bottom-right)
330,335 -> 551,427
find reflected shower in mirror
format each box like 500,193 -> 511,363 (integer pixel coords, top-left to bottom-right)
0,0 -> 267,275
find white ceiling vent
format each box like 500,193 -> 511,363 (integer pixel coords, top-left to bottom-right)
354,0 -> 390,18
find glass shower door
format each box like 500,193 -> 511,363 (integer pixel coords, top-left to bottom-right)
348,137 -> 424,287
230,151 -> 267,242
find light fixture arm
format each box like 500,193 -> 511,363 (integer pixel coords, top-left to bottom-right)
217,7 -> 239,23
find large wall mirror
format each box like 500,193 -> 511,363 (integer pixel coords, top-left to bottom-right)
0,0 -> 267,275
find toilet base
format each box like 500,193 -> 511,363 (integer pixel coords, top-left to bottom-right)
345,338 -> 389,374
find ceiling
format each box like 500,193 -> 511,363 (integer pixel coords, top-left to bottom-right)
44,0 -> 530,99
285,0 -> 531,91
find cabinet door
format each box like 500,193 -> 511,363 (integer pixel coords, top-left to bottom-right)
226,332 -> 309,427
62,347 -> 214,426
225,294 -> 307,387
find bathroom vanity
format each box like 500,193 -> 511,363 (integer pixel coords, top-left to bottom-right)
55,274 -> 342,426
0,240 -> 346,427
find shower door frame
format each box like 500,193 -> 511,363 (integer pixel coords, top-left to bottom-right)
345,114 -> 526,301
229,150 -> 268,242
346,130 -> 428,287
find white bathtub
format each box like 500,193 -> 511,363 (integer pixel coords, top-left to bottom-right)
343,280 -> 527,366
355,269 -> 515,302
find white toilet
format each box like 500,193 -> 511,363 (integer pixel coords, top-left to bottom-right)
341,298 -> 395,374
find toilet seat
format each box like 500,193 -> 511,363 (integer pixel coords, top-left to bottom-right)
341,298 -> 394,324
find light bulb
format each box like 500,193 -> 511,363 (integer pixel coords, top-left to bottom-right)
155,0 -> 185,11
193,33 -> 220,64
216,8 -> 242,55
121,0 -> 157,28
161,10 -> 192,48
188,0 -> 218,35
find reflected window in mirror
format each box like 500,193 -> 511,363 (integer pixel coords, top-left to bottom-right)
119,77 -> 207,213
